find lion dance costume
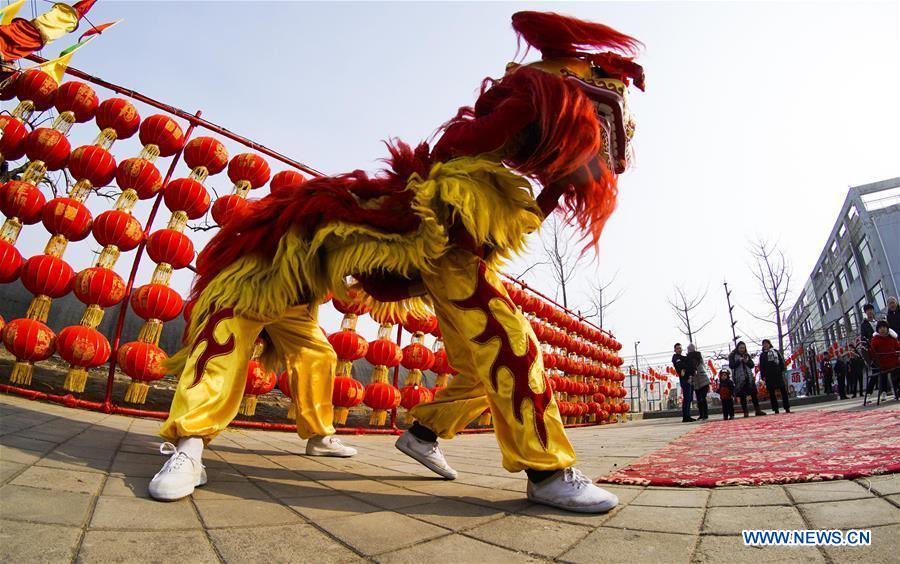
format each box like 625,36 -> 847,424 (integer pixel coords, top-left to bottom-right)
151,11 -> 644,507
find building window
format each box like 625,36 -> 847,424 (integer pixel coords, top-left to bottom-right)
828,283 -> 838,304
838,270 -> 849,294
838,223 -> 847,239
830,240 -> 839,256
870,281 -> 886,312
847,254 -> 859,281
847,205 -> 859,222
860,237 -> 873,265
846,308 -> 857,332
857,297 -> 868,320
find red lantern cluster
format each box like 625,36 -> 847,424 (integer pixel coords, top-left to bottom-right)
502,280 -> 627,424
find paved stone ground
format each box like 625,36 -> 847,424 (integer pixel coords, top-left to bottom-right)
1,394 -> 897,563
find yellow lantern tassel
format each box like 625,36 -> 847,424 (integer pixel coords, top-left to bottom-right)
334,406 -> 350,425
9,362 -> 34,386
287,403 -> 297,420
26,295 -> 52,323
137,319 -> 163,345
478,411 -> 492,427
238,395 -> 258,416
124,381 -> 150,404
369,409 -> 388,427
62,366 -> 88,393
404,368 -> 422,387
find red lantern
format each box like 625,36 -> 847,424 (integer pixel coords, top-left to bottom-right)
119,341 -> 168,404
0,115 -> 28,161
95,98 -> 140,140
57,326 -> 111,392
210,194 -> 248,226
73,267 -> 126,308
130,284 -> 184,321
3,318 -> 55,360
332,290 -> 370,316
228,153 -> 271,188
363,381 -> 401,425
328,330 -> 369,361
0,240 -> 23,283
116,157 -> 163,199
270,170 -> 306,195
15,69 -> 57,110
184,137 -> 228,175
92,210 -> 144,252
42,197 -> 92,241
366,339 -> 402,367
431,348 -> 457,375
238,360 -> 277,416
20,255 -> 74,298
403,313 -> 438,335
138,115 -> 185,158
163,178 -> 210,219
2,318 -> 56,385
400,385 -> 433,410
332,376 -> 365,424
146,229 -> 194,269
1,181 -> 46,225
25,128 -> 70,170
68,145 -> 116,187
402,342 -> 435,372
54,82 -> 98,123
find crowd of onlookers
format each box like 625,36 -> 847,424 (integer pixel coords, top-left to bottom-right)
670,296 -> 900,422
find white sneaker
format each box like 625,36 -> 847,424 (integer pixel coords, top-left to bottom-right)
148,442 -> 207,501
305,435 -> 357,457
395,430 -> 457,480
526,467 -> 618,513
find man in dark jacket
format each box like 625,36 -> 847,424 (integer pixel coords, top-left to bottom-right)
759,339 -> 790,413
848,349 -> 865,398
833,353 -> 848,399
861,303 -> 878,346
822,356 -> 834,395
887,297 -> 900,335
672,343 -> 695,422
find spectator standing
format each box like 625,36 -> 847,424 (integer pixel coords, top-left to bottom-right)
672,343 -> 695,422
729,341 -> 766,417
807,361 -> 820,396
718,369 -> 735,420
833,353 -> 848,399
887,297 -> 900,335
822,356 -> 834,395
686,344 -> 710,420
759,339 -> 791,413
848,350 -> 865,398
861,303 -> 879,345
869,321 -> 900,400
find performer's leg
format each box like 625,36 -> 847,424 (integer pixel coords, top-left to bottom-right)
405,249 -> 614,512
411,249 -> 574,471
152,308 -> 264,500
265,304 -> 356,457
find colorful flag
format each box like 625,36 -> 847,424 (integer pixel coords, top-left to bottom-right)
0,0 -> 26,26
37,35 -> 95,84
79,19 -> 121,42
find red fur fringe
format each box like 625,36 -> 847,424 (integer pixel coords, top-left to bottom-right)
511,11 -> 642,57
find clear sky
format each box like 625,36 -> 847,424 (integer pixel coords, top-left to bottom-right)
6,1 -> 899,370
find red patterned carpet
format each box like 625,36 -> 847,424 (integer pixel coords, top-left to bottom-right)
598,409 -> 900,487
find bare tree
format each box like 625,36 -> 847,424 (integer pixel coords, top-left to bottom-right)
668,285 -> 713,344
534,214 -> 588,309
746,238 -> 792,355
584,271 -> 624,328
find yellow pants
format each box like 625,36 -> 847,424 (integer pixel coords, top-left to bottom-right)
160,304 -> 337,443
411,250 -> 576,472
